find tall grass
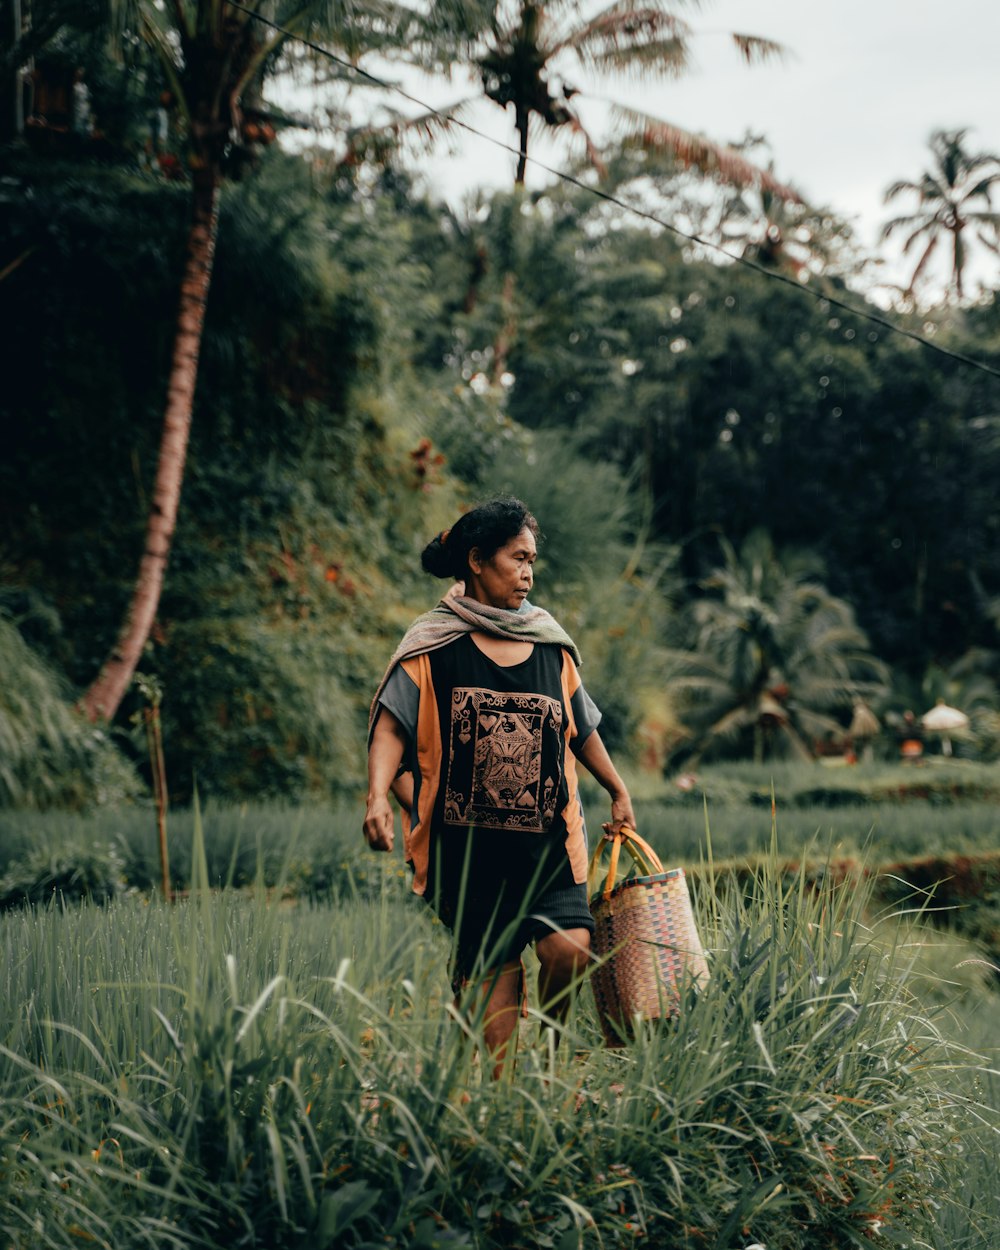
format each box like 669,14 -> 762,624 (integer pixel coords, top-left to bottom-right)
0,799 -> 396,900
630,798 -> 1000,862
4,788 -> 1000,901
1,812 -> 997,1248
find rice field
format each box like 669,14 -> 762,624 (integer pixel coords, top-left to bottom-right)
1,805 -> 998,1249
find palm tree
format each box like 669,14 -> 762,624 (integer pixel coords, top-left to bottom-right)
351,0 -> 793,195
80,0 -> 399,724
667,532 -> 887,765
710,134 -> 864,284
344,1 -> 795,382
881,128 -> 1000,303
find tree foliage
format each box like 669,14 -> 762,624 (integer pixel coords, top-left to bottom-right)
350,0 -> 791,197
665,532 -> 887,763
6,52 -> 1000,801
0,611 -> 139,809
0,152 -> 466,799
451,181 -> 1000,670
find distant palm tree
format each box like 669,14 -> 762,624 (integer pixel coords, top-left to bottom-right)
345,1 -> 796,381
710,135 -> 863,283
667,532 -> 887,765
352,0 -> 794,196
881,128 -> 1000,302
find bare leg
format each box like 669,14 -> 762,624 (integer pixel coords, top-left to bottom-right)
460,960 -> 522,1079
536,927 -> 592,1031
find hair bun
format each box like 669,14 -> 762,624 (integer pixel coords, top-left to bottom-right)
420,497 -> 538,582
420,534 -> 454,579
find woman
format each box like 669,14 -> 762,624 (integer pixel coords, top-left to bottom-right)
364,497 -> 635,1071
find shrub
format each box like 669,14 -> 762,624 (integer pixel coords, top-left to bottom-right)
0,837 -> 127,908
0,612 -> 141,810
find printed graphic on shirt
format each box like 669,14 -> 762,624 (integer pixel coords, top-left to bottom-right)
444,687 -> 563,832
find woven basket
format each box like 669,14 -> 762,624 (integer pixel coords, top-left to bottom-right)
588,827 -> 709,1046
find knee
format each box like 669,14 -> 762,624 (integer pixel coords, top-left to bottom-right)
538,929 -> 591,982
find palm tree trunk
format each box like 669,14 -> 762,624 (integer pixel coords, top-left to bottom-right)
81,164 -> 220,724
514,102 -> 529,186
490,270 -> 518,385
490,112 -> 531,384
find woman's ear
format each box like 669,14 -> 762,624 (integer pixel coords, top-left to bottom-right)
467,547 -> 482,576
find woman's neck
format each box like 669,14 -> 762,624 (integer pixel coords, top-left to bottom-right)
469,632 -> 534,666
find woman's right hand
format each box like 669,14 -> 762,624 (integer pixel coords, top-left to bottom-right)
363,794 -> 395,852
365,707 -> 406,852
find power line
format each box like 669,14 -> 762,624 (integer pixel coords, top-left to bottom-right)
230,1 -> 1000,383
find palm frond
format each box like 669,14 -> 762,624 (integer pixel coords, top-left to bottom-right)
140,11 -> 192,124
730,33 -> 785,65
554,3 -> 692,74
961,174 -> 1000,201
583,35 -> 694,76
704,702 -> 760,741
976,227 -> 1000,256
883,178 -> 924,205
905,233 -> 940,292
879,212 -> 931,242
964,207 -> 1000,226
611,106 -> 802,201
343,96 -> 478,161
777,718 -> 815,760
785,707 -> 840,744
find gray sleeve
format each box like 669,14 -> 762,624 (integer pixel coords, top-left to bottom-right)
571,682 -> 602,752
376,665 -> 419,771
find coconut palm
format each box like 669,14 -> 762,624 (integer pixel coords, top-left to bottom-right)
667,531 -> 888,765
881,127 -> 1000,303
80,0 -> 403,724
350,0 -> 793,196
344,1 -> 795,382
710,134 -> 864,283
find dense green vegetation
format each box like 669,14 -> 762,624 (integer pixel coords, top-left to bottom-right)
3,6 -> 1000,1248
4,766 -> 1000,960
4,146 -> 1000,797
1,810 -> 998,1249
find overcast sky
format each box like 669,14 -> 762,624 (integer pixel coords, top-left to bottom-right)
279,2 -> 1000,297
394,0 -> 1000,297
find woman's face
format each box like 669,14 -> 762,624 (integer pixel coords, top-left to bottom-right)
466,527 -> 537,610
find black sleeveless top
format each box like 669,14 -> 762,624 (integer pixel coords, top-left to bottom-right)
424,635 -> 577,925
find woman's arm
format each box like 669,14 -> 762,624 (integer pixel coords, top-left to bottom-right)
575,729 -> 637,836
390,772 -> 414,814
364,707 -> 407,852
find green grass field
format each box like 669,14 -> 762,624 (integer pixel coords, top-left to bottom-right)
1,796 -> 999,1249
5,757 -> 1000,896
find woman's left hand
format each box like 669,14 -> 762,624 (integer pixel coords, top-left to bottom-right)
576,730 -> 637,839
603,791 -> 637,839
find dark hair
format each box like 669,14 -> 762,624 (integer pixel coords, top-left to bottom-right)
421,497 -> 540,580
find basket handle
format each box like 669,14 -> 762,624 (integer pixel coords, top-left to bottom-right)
587,826 -> 665,901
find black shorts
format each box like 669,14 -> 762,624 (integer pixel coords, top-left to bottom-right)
449,879 -> 595,993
